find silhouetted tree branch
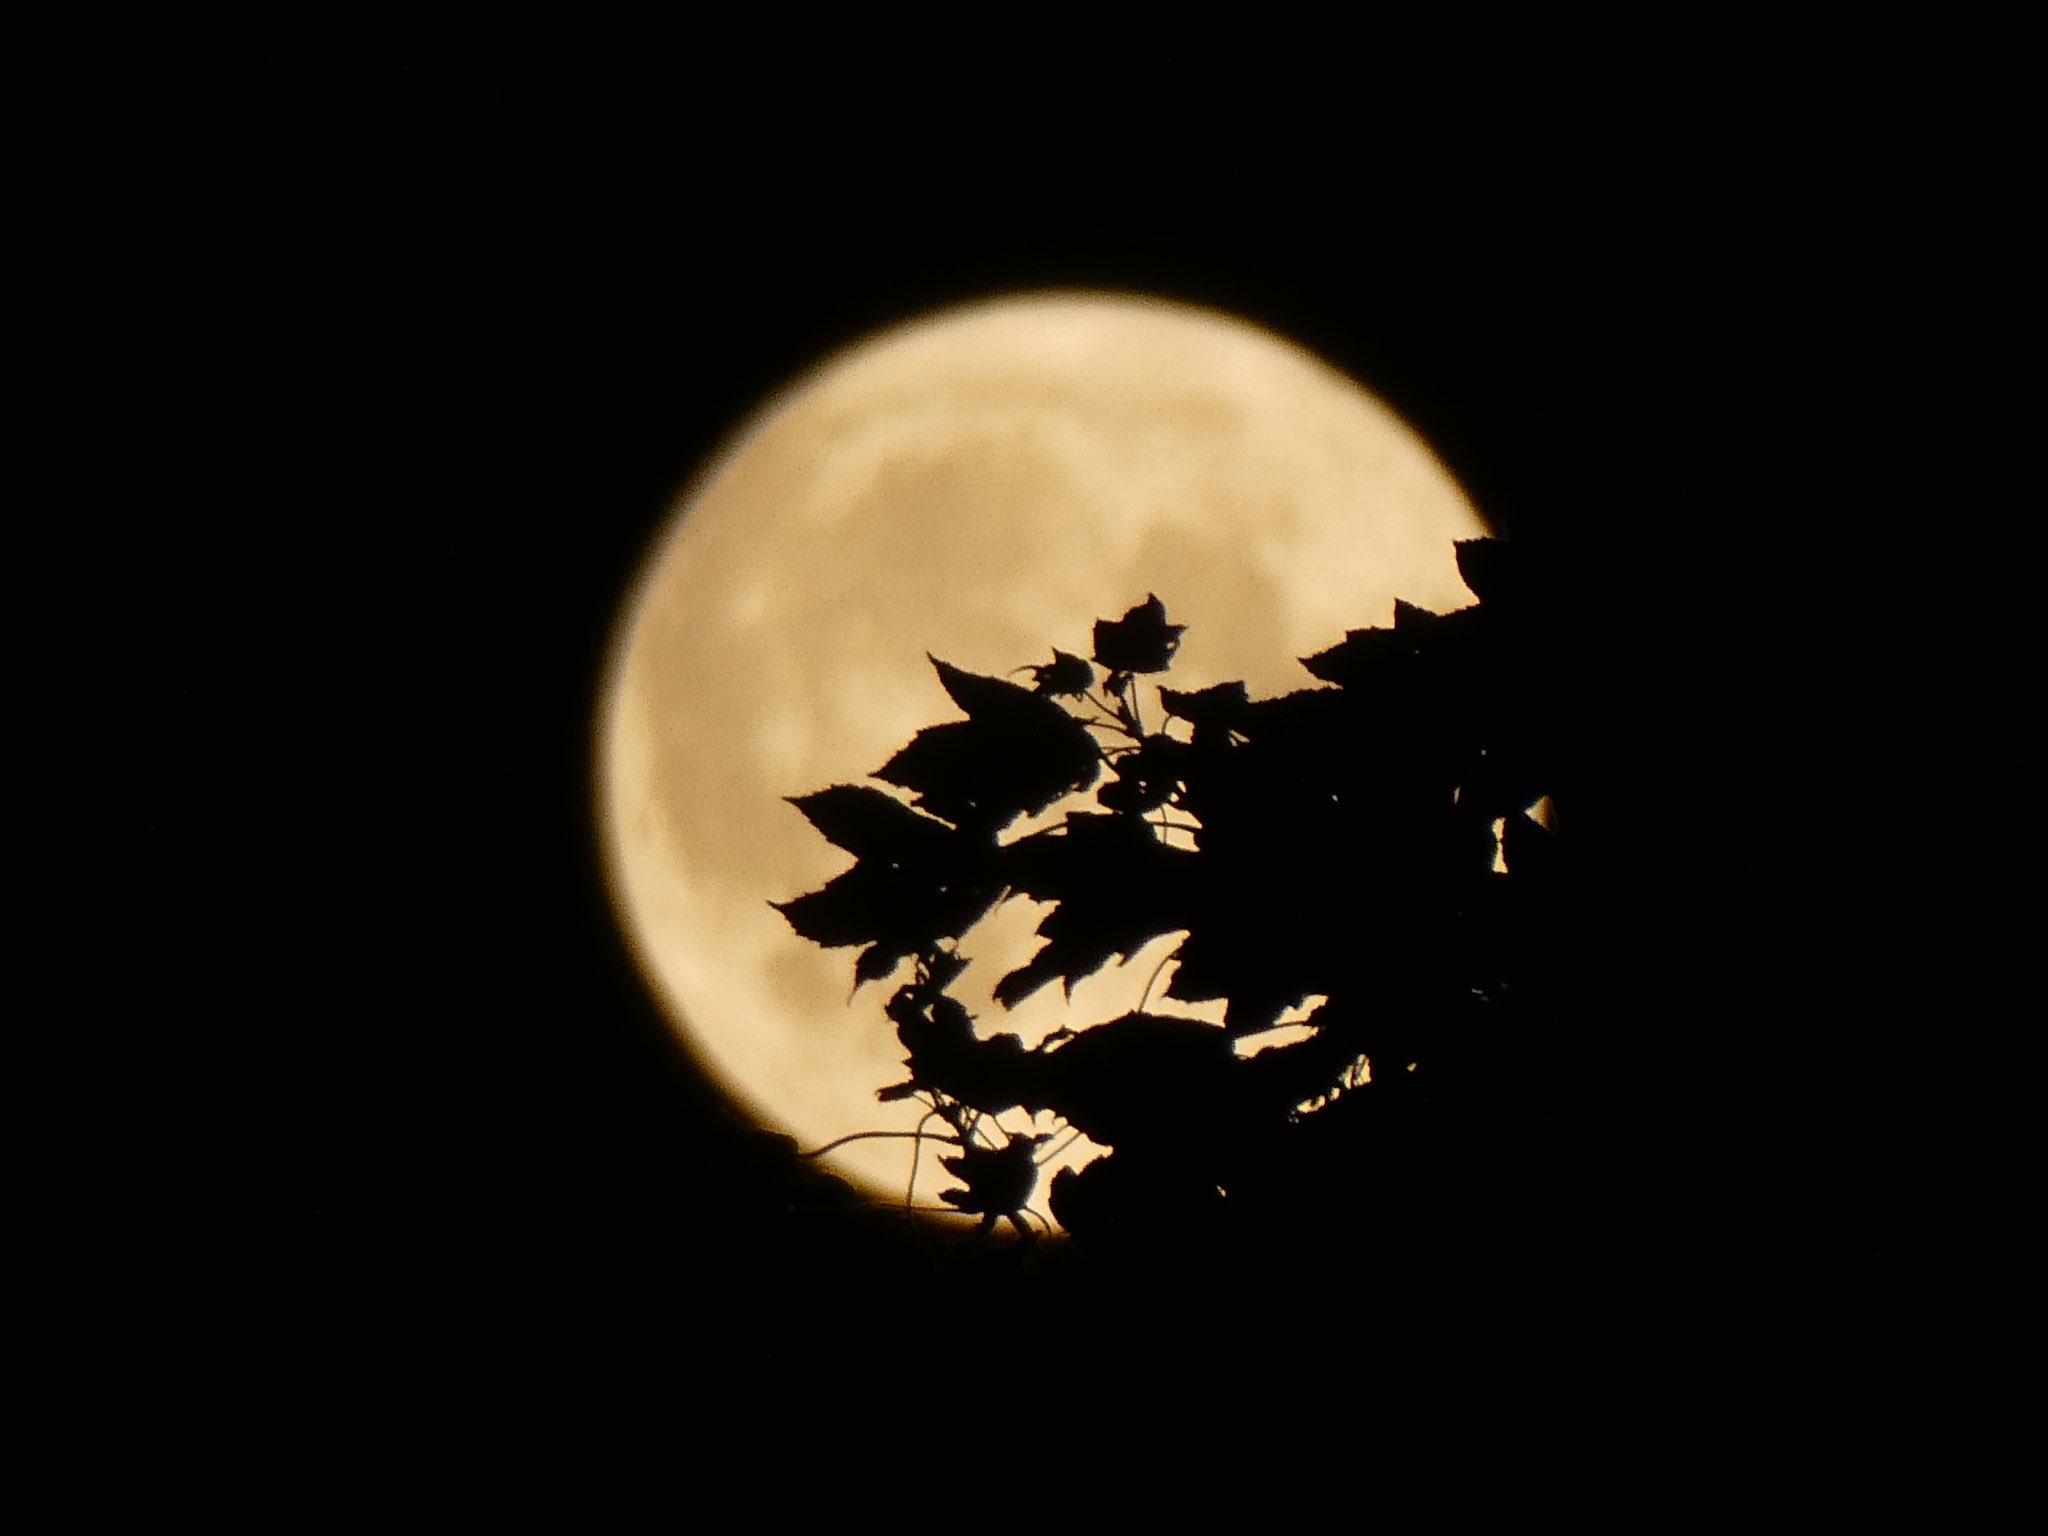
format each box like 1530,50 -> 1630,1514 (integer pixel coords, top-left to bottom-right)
776,540 -> 1571,1248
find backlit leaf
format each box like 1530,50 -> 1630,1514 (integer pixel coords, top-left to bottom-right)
1159,679 -> 1249,729
1028,648 -> 1096,697
786,784 -> 954,862
1092,594 -> 1186,674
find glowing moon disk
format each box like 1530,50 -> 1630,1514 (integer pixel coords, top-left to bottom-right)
597,293 -> 1486,1204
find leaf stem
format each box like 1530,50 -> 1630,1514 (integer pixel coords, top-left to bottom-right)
801,1128 -> 964,1158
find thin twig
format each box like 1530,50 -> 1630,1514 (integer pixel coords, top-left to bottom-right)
801,1128 -> 963,1158
903,1108 -> 941,1208
1036,1126 -> 1086,1166
1137,944 -> 1177,1012
1079,692 -> 1129,734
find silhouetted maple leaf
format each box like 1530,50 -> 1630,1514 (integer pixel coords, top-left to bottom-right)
1026,648 -> 1095,697
785,784 -> 955,864
853,942 -> 907,987
1159,680 -> 1249,731
771,858 -> 1001,980
929,656 -> 1044,722
1001,810 -> 1190,902
991,905 -> 1124,1009
874,659 -> 1101,833
994,812 -> 1193,1006
1092,594 -> 1185,674
1156,913 -> 1329,1035
1026,1011 -> 1241,1151
771,867 -> 890,950
872,723 -> 996,826
890,990 -> 1035,1112
1454,536 -> 1517,607
1394,597 -> 1444,633
1299,627 -> 1410,688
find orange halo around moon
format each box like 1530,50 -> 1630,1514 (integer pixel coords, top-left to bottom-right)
596,292 -> 1487,1211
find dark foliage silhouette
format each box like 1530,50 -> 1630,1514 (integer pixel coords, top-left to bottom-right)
776,540 -> 1570,1247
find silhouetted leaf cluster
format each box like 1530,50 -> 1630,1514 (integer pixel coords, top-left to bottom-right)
873,657 -> 1100,836
774,555 -> 1570,1244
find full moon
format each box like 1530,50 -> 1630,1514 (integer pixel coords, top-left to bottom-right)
597,292 -> 1486,1213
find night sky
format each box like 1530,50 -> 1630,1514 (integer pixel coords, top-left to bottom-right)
24,14 -> 2028,1520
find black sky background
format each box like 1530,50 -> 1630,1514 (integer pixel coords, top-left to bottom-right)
22,13 -> 2031,1519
